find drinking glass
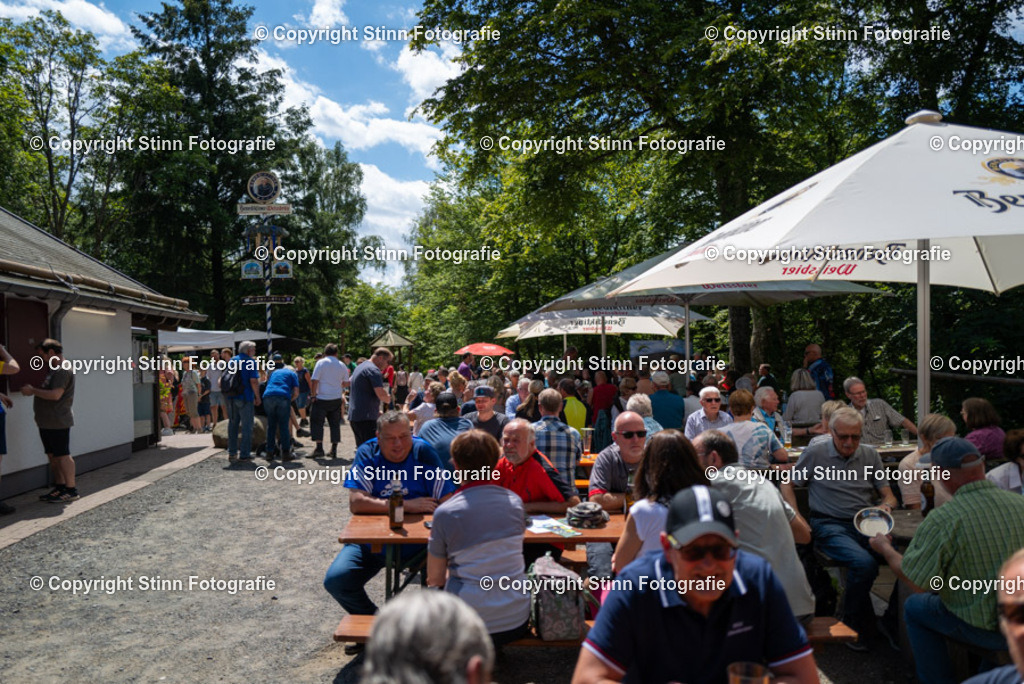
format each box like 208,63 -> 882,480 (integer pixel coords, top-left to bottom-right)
884,430 -> 893,448
581,428 -> 594,457
900,429 -> 910,445
783,422 -> 792,449
727,662 -> 769,684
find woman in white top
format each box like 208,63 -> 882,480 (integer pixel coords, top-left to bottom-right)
987,428 -> 1024,494
612,430 -> 709,573
783,368 -> 826,427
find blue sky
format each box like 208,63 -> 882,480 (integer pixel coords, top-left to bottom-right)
0,0 -> 454,284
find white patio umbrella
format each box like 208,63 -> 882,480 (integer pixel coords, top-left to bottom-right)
614,111 -> 1024,423
497,306 -> 710,349
515,249 -> 881,360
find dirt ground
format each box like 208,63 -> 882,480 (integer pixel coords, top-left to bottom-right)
0,427 -> 916,683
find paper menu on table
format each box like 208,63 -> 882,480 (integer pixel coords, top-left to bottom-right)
526,515 -> 582,537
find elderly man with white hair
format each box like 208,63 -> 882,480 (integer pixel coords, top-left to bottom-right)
505,377 -> 530,420
683,386 -> 733,440
792,407 -> 898,647
751,386 -> 784,439
649,370 -> 686,430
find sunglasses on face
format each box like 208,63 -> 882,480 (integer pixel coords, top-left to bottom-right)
703,397 -> 721,403
678,543 -> 736,563
618,430 -> 648,440
835,432 -> 862,442
999,602 -> 1024,625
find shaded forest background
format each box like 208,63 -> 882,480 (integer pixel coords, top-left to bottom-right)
1,0 -> 1023,425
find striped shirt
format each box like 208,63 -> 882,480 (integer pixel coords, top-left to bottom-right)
902,480 -> 1024,631
532,416 -> 582,478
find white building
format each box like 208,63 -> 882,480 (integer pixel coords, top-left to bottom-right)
0,208 -> 204,498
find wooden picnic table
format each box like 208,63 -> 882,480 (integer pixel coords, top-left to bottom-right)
338,512 -> 626,599
889,508 -> 924,545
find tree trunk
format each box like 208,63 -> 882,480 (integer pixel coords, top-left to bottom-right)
728,306 -> 752,372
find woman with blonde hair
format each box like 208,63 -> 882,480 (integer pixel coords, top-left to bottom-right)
898,413 -> 956,509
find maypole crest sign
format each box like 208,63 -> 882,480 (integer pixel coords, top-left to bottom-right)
247,171 -> 280,203
238,171 -> 292,214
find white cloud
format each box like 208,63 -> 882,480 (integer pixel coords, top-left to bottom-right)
250,48 -> 441,158
306,0 -> 347,27
358,162 -> 429,240
0,0 -> 133,50
391,43 -> 462,110
358,163 -> 429,285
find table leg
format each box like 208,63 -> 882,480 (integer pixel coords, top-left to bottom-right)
385,543 -> 396,600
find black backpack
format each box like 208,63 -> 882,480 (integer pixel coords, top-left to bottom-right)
220,362 -> 246,397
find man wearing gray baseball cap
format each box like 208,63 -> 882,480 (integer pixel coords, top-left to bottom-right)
573,485 -> 817,684
871,437 -> 1024,684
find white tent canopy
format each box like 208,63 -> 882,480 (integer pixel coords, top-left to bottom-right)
158,327 -> 284,353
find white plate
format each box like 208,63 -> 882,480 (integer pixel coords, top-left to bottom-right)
853,507 -> 894,537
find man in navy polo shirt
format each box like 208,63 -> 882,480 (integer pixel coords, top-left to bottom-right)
572,485 -> 818,684
324,411 -> 456,653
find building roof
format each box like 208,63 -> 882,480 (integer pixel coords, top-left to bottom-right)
0,207 -> 205,328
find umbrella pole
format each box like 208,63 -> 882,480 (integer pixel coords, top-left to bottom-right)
601,316 -> 607,357
917,239 -> 931,427
563,333 -> 567,355
684,302 -> 692,379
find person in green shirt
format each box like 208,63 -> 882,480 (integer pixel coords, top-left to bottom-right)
871,437 -> 1024,684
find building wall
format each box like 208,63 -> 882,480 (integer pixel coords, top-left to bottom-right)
1,307 -> 133,495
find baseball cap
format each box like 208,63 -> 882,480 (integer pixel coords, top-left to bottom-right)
664,485 -> 738,549
271,353 -> 284,362
435,392 -> 458,411
474,385 -> 495,398
931,436 -> 984,469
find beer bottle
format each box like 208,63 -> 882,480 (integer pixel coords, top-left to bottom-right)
624,472 -> 635,516
921,472 -> 935,518
389,477 -> 404,530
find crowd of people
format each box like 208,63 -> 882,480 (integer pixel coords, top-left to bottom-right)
5,335 -> 1024,684
303,341 -> 1024,683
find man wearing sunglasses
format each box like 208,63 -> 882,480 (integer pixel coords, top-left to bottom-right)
573,485 -> 818,684
791,407 -> 897,647
869,438 -> 1024,684
683,386 -> 733,440
586,411 -> 649,578
964,548 -> 1024,684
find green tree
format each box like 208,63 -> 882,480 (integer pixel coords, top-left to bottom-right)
2,11 -> 103,238
131,0 -> 307,327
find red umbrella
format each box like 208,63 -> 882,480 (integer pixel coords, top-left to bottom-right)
455,343 -> 515,356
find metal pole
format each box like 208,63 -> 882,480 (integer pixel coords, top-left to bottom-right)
600,316 -> 607,358
264,218 -> 273,354
684,300 -> 692,379
916,239 -> 930,427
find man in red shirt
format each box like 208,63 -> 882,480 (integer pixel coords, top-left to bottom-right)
498,418 -> 580,565
497,419 -> 579,512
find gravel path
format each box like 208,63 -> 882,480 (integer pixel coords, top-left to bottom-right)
0,429 -> 916,683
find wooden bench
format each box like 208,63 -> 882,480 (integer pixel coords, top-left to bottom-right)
559,547 -> 589,574
334,614 -> 595,647
335,614 -> 856,646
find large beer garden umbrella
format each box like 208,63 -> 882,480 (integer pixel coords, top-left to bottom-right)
614,111 -> 1024,422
